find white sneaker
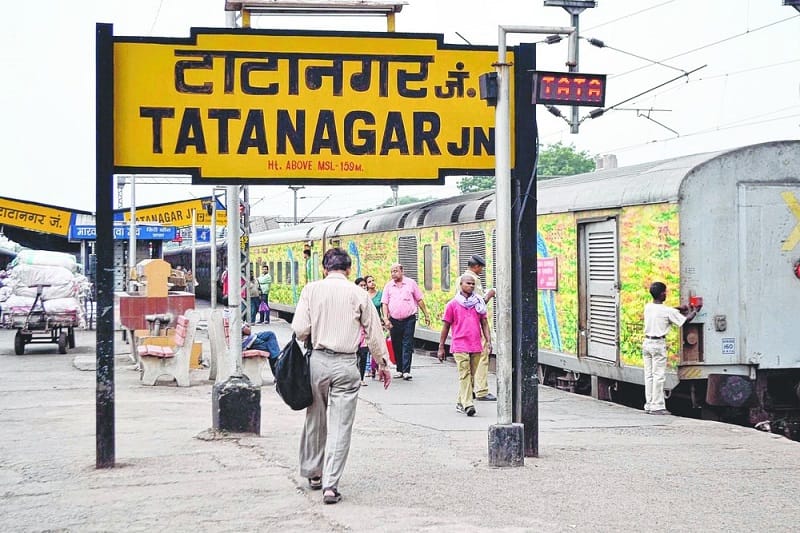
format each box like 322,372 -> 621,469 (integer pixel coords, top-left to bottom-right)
394,372 -> 404,379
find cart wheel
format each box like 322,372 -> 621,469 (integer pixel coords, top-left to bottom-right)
58,332 -> 68,354
14,330 -> 25,355
68,328 -> 76,349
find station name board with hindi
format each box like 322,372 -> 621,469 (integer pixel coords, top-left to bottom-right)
0,197 -> 73,237
70,225 -> 177,241
114,197 -> 226,226
112,28 -> 510,184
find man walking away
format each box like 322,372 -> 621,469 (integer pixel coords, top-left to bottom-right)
291,248 -> 392,504
643,281 -> 700,415
438,275 -> 492,417
381,263 -> 430,381
459,254 -> 496,402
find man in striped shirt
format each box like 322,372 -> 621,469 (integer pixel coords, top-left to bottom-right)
292,247 -> 392,505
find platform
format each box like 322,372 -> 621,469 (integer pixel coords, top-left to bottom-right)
0,318 -> 798,531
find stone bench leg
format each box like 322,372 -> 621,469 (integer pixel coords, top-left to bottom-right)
242,356 -> 266,387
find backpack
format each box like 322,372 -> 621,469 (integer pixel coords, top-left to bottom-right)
275,333 -> 313,410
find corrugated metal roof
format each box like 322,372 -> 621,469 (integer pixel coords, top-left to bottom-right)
537,150 -> 729,214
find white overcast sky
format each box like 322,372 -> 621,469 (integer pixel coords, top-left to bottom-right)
2,0 -> 798,220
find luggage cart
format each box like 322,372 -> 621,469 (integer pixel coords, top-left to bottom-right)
11,285 -> 78,355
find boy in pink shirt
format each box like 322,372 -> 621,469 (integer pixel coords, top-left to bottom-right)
437,275 -> 493,416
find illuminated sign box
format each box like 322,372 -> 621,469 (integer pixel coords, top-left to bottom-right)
531,71 -> 606,107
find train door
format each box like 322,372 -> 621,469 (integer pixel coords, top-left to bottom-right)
578,218 -> 620,363
738,183 -> 800,367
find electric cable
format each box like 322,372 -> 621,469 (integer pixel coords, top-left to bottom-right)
610,14 -> 799,79
149,0 -> 165,35
594,111 -> 800,156
582,0 -> 678,33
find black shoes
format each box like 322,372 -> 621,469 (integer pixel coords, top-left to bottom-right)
457,403 -> 476,416
476,393 -> 497,401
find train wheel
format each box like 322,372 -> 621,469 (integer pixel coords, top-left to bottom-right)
68,328 -> 76,349
14,330 -> 25,355
58,332 -> 68,354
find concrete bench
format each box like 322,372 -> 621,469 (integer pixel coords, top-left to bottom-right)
136,310 -> 199,387
207,310 -> 270,387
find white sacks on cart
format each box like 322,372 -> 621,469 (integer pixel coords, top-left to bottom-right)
7,264 -> 78,299
0,250 -> 86,328
14,249 -> 78,273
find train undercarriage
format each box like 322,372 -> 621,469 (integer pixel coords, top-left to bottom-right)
540,365 -> 800,441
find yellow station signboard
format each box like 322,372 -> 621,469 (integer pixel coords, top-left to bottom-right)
0,197 -> 72,236
120,198 -> 227,226
113,29 -> 510,184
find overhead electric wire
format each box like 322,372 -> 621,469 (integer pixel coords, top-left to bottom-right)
149,0 -> 165,35
594,110 -> 800,156
628,57 -> 800,106
610,13 -> 799,79
582,0 -> 678,33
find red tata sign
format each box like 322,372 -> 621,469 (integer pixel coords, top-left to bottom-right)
537,257 -> 558,290
532,70 -> 606,107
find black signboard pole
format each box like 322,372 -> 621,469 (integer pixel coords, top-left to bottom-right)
95,23 -> 116,468
511,42 -> 539,457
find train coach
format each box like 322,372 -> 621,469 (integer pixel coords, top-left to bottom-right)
177,140 -> 800,431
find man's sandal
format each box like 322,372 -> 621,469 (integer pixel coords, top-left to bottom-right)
323,487 -> 342,504
308,477 -> 322,490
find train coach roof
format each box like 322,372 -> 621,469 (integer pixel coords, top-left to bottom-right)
537,149 -> 727,214
327,191 -> 495,236
249,219 -> 331,247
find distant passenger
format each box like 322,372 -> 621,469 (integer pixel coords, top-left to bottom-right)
458,254 -> 497,402
364,274 -> 383,379
257,265 -> 272,324
247,273 -> 261,323
303,248 -> 312,282
438,274 -> 492,416
642,281 -> 701,415
365,275 -> 382,319
354,277 -> 371,385
381,263 -> 430,381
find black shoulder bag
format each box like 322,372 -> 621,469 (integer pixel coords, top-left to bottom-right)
275,333 -> 313,410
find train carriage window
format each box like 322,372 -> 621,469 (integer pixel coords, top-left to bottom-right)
277,262 -> 283,284
423,244 -> 433,290
441,245 -> 451,291
293,261 -> 299,284
269,262 -> 275,281
459,230 -> 487,286
397,235 -> 418,282
285,261 -> 292,284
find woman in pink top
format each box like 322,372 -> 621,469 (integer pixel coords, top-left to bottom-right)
437,275 -> 492,417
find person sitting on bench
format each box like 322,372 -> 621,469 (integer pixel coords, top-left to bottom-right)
241,323 -> 280,375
